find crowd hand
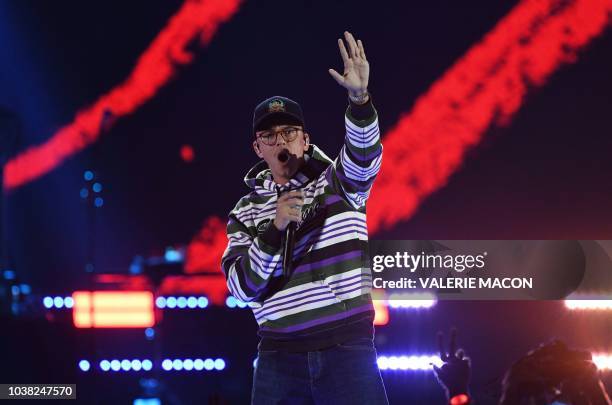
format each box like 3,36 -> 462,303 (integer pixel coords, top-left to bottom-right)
273,190 -> 304,231
328,31 -> 369,99
433,329 -> 471,399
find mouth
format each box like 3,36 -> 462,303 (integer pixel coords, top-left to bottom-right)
277,150 -> 290,163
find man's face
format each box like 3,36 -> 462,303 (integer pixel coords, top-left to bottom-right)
253,124 -> 310,182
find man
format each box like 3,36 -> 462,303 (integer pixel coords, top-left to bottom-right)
221,31 -> 388,404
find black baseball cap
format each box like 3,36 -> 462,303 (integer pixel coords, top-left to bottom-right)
253,96 -> 304,133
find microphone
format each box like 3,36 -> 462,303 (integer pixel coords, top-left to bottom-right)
283,222 -> 296,278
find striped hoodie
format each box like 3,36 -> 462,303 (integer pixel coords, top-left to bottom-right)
221,98 -> 382,351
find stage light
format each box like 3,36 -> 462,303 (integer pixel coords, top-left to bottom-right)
164,248 -> 182,262
388,293 -> 437,309
565,300 -> 612,310
177,297 -> 187,308
142,360 -> 153,371
155,297 -> 166,309
225,296 -> 236,308
54,296 -> 64,309
373,300 -> 389,326
145,328 -> 155,340
3,270 -> 15,280
43,297 -> 53,309
64,297 -> 74,308
100,360 -> 110,371
73,291 -> 154,328
194,359 -> 204,371
162,359 -> 172,371
92,182 -> 102,193
214,359 -> 226,371
20,284 -> 31,295
94,197 -> 104,208
197,297 -> 208,308
110,360 -> 121,371
134,399 -> 161,405
377,355 -> 442,371
204,359 -> 215,371
131,360 -> 142,371
80,188 -> 89,199
121,359 -> 132,371
253,358 -> 257,368
166,296 -> 177,309
78,360 -> 90,372
593,354 -> 612,371
183,359 -> 194,371
187,297 -> 197,308
172,359 -> 183,371
83,171 -> 94,181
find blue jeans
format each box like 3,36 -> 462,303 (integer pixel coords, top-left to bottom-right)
252,337 -> 389,405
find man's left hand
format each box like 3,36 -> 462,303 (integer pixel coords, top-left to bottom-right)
329,31 -> 370,100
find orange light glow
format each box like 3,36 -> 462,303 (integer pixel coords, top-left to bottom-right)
73,291 -> 155,328
373,299 -> 389,326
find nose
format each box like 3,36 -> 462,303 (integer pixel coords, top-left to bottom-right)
276,135 -> 287,146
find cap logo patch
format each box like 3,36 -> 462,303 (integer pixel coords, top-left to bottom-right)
268,99 -> 285,112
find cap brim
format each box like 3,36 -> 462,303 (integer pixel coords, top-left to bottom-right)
254,112 -> 304,132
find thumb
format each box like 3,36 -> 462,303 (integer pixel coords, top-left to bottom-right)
328,69 -> 345,85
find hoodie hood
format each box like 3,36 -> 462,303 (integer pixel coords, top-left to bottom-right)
244,144 -> 333,194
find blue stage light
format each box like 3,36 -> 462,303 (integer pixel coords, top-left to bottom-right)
162,359 -> 172,371
214,358 -> 226,371
236,300 -> 247,308
187,296 -> 197,308
203,359 -> 214,371
198,297 -> 208,308
131,360 -> 142,371
110,360 -> 121,371
183,359 -> 194,371
64,297 -> 74,308
94,197 -> 104,208
121,359 -> 132,371
253,358 -> 258,368
79,360 -> 90,372
100,360 -> 111,371
19,284 -> 31,295
172,359 -> 183,371
92,182 -> 102,193
145,328 -> 155,340
164,249 -> 182,263
43,296 -> 53,309
3,270 -> 16,280
155,297 -> 166,309
376,355 -> 443,371
177,296 -> 187,308
11,285 -> 19,296
194,359 -> 204,371
53,296 -> 64,308
80,188 -> 89,199
134,398 -> 161,405
142,359 -> 153,371
225,296 -> 237,308
84,170 -> 94,181
166,297 -> 177,308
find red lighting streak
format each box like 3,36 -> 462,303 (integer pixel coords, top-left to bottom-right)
3,0 -> 242,191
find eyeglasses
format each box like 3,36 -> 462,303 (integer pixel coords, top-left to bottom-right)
256,127 -> 302,146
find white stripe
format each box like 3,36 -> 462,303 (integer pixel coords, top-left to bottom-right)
256,296 -> 340,323
311,229 -> 369,250
345,115 -> 378,134
340,149 -> 382,181
253,280 -> 328,313
255,289 -> 337,322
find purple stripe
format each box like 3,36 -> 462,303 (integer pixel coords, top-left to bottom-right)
346,126 -> 379,144
259,303 -> 373,333
316,229 -> 369,244
236,258 -> 263,292
294,218 -> 366,251
332,280 -> 372,294
328,272 -> 363,287
257,295 -> 339,320
255,290 -> 337,320
254,284 -> 328,308
293,250 -> 362,275
348,146 -> 382,162
325,194 -> 343,206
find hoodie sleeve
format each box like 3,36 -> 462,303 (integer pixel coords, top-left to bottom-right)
326,96 -> 383,209
221,210 -> 283,303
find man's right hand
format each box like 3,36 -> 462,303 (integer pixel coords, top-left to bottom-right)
274,190 -> 304,231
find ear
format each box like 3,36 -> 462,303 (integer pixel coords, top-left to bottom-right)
253,139 -> 264,158
303,132 -> 310,151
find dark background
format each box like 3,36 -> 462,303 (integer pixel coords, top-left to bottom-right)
0,1 -> 611,404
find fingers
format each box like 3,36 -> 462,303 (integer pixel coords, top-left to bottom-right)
344,31 -> 359,59
278,190 -> 304,202
437,332 -> 447,361
357,39 -> 367,60
328,68 -> 345,85
338,38 -> 350,64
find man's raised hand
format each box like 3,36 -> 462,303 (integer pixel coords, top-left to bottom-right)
328,31 -> 369,100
